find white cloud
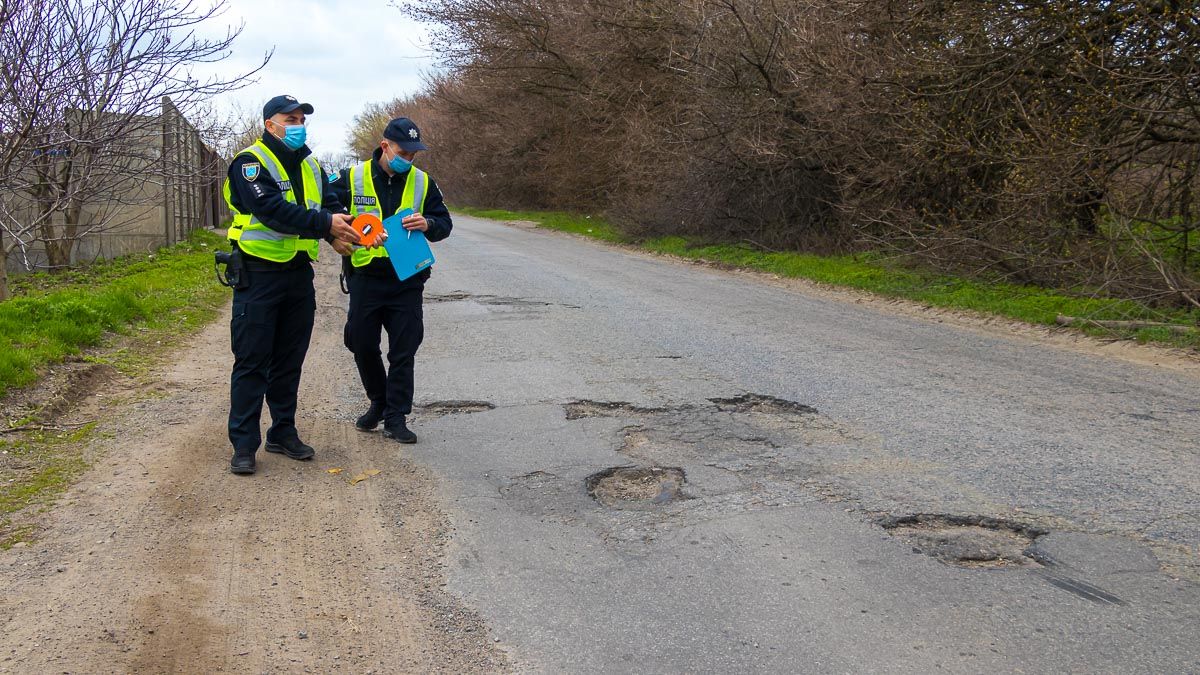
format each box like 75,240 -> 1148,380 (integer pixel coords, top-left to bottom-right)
190,0 -> 439,156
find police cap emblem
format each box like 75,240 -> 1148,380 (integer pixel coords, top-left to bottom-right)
242,163 -> 261,181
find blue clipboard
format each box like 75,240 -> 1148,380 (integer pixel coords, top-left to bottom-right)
381,208 -> 435,281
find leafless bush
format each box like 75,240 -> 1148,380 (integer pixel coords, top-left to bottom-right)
396,0 -> 1199,310
842,1 -> 1200,305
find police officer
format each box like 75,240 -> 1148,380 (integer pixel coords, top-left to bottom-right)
331,117 -> 452,443
223,95 -> 366,475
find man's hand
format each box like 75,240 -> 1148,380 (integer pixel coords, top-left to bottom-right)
330,213 -> 361,244
369,229 -> 389,248
401,213 -> 429,232
331,239 -> 354,256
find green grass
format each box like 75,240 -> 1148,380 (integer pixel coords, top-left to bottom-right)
0,229 -> 228,396
0,229 -> 231,547
644,237 -> 1200,341
1109,215 -> 1200,273
454,207 -> 1200,348
0,425 -> 93,549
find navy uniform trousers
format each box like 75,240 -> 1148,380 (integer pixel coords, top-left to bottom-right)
228,263 -> 316,451
343,273 -> 424,425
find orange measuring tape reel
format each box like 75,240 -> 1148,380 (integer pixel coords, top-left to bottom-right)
351,213 -> 385,247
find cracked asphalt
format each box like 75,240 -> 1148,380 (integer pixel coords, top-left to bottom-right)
410,214 -> 1200,672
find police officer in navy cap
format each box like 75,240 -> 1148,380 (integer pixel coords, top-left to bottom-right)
222,95 -> 374,475
331,117 -> 452,443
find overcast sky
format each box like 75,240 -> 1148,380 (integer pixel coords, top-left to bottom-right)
192,0 -> 439,156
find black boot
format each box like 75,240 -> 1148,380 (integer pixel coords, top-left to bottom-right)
382,417 -> 417,444
230,448 -> 256,475
264,436 -> 315,460
355,401 -> 386,431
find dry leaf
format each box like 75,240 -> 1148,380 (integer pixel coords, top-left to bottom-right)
326,468 -> 344,475
349,469 -> 382,485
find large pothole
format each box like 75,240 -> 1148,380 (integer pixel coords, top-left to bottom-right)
425,292 -> 474,303
426,292 -> 568,308
709,394 -> 817,416
564,400 -> 671,420
586,466 -> 687,509
417,400 -> 496,417
881,515 -> 1047,568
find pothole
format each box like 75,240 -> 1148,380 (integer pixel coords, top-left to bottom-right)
418,400 -> 496,417
481,297 -> 554,307
425,292 -> 564,308
880,515 -> 1047,568
564,400 -> 671,420
709,394 -> 817,416
586,466 -> 687,509
426,292 -> 474,303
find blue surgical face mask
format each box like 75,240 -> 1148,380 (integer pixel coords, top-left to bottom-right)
270,121 -> 307,150
387,147 -> 412,173
280,124 -> 307,150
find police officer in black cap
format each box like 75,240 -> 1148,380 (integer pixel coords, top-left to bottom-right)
331,117 -> 452,443
222,95 -> 370,475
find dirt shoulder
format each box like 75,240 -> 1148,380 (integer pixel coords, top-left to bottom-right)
0,257 -> 508,673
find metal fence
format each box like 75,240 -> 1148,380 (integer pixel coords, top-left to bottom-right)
161,96 -> 228,246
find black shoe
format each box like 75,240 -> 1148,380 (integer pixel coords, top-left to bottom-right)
264,436 -> 315,460
355,402 -> 385,431
230,448 -> 256,475
381,418 -> 417,444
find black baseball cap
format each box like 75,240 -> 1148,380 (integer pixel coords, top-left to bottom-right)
383,117 -> 428,152
263,95 -> 314,120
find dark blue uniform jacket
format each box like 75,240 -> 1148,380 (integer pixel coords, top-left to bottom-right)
226,132 -> 347,262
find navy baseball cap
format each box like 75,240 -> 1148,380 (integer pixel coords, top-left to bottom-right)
262,95 -> 314,120
383,117 -> 428,152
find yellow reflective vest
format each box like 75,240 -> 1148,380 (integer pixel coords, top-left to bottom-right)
346,160 -> 429,268
222,141 -> 323,262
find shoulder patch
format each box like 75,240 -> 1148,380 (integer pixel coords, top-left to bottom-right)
242,163 -> 261,181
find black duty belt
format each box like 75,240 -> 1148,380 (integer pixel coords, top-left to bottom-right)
242,253 -> 313,272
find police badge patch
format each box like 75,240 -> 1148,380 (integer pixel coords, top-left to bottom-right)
242,163 -> 261,181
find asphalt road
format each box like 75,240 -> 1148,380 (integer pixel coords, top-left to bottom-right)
409,215 -> 1200,673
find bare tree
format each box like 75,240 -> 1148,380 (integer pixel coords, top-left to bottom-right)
0,0 -> 76,297
346,101 -> 396,161
0,0 -> 269,299
845,1 -> 1200,305
213,102 -> 268,160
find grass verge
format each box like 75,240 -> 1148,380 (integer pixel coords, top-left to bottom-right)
2,229 -> 228,395
454,206 -> 1200,349
0,425 -> 94,548
1,229 -> 230,548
